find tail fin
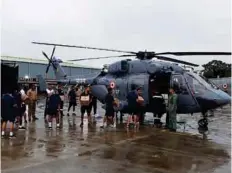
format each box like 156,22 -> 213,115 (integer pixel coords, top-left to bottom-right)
51,57 -> 67,80
36,74 -> 47,92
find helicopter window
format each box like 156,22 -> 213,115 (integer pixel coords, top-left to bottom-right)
171,75 -> 187,93
188,72 -> 212,88
185,74 -> 206,94
200,75 -> 217,89
121,60 -> 129,71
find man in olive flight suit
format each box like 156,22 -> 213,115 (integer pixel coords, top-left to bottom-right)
168,88 -> 178,132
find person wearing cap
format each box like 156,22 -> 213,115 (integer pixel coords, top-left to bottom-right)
79,85 -> 92,127
167,87 -> 178,132
47,88 -> 62,129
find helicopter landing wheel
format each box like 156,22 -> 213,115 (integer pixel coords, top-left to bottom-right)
198,118 -> 208,128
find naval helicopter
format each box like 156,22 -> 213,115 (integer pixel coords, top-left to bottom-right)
32,41 -> 231,128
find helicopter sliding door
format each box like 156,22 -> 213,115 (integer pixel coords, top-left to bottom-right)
170,74 -> 200,113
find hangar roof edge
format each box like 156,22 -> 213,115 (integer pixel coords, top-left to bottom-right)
1,56 -> 101,70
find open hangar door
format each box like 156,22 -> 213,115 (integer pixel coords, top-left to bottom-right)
1,62 -> 19,94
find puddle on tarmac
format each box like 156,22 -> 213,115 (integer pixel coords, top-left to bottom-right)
1,101 -> 231,173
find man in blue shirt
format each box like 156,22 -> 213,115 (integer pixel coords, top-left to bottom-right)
126,85 -> 139,128
68,86 -> 77,114
58,85 -> 65,116
47,89 -> 62,129
79,85 -> 92,127
1,89 -> 17,138
100,87 -> 116,128
12,88 -> 26,130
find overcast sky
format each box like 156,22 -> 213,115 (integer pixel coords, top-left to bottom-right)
1,0 -> 231,69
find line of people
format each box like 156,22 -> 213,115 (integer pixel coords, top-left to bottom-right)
1,83 -> 178,138
44,84 -> 99,128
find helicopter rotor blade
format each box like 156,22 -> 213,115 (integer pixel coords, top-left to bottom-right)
50,46 -> 56,59
32,42 -> 137,54
154,55 -> 199,67
155,52 -> 231,56
42,51 -> 50,61
49,46 -> 58,70
45,63 -> 51,74
42,51 -> 55,73
68,54 -> 135,61
42,51 -> 52,73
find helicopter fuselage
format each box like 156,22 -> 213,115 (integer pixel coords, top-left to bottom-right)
38,56 -> 231,116
93,59 -> 231,115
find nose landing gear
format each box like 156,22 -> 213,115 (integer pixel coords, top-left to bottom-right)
198,118 -> 208,128
198,111 -> 208,128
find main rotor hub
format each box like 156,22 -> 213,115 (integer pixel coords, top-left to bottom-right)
136,51 -> 155,60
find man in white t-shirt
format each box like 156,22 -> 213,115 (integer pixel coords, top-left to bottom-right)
44,85 -> 54,119
19,86 -> 28,126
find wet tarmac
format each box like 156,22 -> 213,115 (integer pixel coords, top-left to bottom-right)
1,100 -> 231,173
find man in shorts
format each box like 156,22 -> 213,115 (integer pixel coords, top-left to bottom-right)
79,85 -> 92,127
135,87 -> 144,129
126,85 -> 138,128
47,89 -> 62,129
12,88 -> 26,130
20,85 -> 28,124
100,87 -> 116,128
68,86 -> 77,114
45,85 -> 54,119
27,84 -> 38,121
58,84 -> 65,116
1,90 -> 17,138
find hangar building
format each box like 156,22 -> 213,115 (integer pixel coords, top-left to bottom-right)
1,56 -> 101,79
1,56 -> 101,93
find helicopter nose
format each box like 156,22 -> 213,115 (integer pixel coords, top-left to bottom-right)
214,89 -> 231,106
195,89 -> 231,110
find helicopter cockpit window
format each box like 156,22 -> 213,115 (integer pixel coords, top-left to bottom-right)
171,75 -> 187,93
121,60 -> 129,72
185,73 -> 207,94
200,75 -> 217,89
186,72 -> 213,89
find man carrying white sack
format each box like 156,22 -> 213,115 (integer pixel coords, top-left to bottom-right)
44,85 -> 54,120
58,84 -> 65,116
19,85 -> 29,128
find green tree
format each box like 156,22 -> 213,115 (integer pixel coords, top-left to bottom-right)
201,60 -> 231,78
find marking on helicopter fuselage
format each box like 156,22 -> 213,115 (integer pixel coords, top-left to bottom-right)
115,89 -> 120,95
76,78 -> 86,83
